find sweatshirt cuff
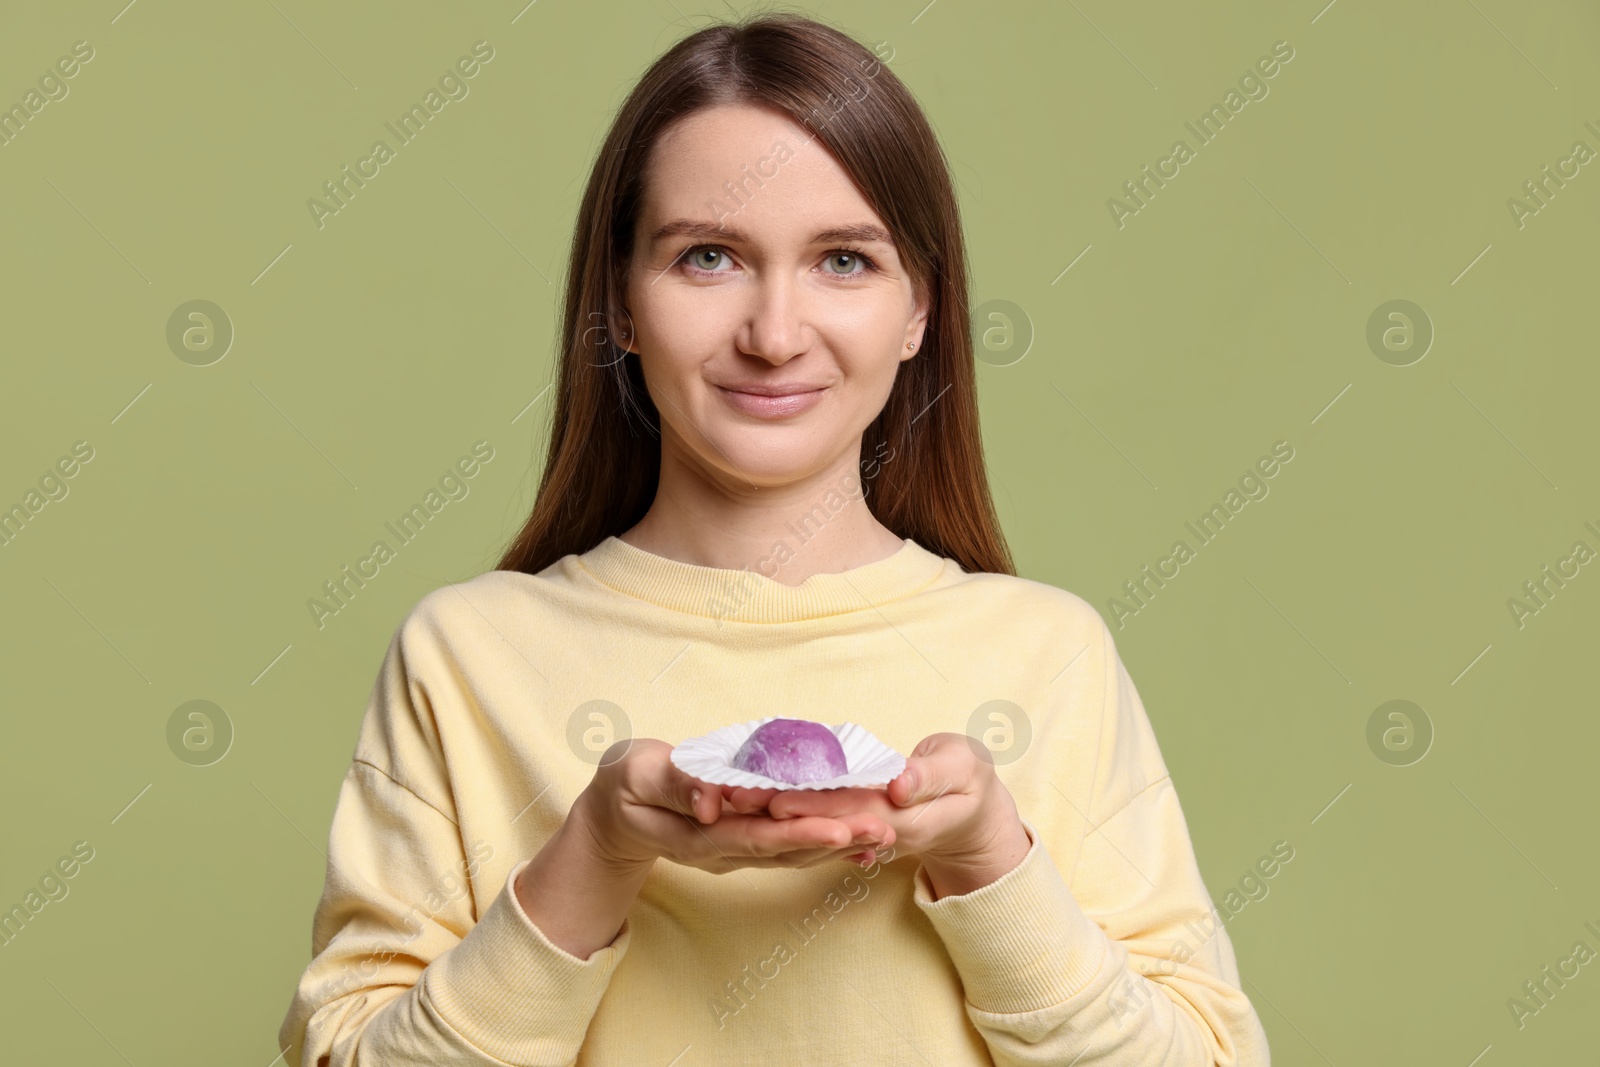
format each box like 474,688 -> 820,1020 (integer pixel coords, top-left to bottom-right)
423,858 -> 631,1062
912,818 -> 1109,1014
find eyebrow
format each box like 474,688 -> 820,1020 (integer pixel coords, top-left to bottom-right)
648,219 -> 896,247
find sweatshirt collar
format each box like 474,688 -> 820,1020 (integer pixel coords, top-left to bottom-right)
575,535 -> 949,623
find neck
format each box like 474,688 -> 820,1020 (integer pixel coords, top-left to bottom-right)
620,445 -> 901,587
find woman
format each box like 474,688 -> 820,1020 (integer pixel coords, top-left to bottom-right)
279,14 -> 1271,1066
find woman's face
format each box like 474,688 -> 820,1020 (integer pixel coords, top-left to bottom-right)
621,103 -> 928,491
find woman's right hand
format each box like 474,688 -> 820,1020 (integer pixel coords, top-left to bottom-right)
572,738 -> 895,874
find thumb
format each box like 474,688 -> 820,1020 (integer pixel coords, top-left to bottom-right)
669,776 -> 718,824
688,783 -> 721,824
890,762 -> 928,807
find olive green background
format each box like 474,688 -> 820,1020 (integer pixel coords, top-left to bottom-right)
2,0 -> 1596,1062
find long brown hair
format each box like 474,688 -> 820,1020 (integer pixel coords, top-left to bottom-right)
495,12 -> 1014,578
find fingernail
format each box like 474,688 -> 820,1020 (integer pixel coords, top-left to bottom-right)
691,788 -> 701,810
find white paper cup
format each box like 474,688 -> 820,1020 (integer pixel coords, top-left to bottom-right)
671,717 -> 906,791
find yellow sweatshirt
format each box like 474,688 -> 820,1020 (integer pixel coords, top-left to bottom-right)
278,535 -> 1272,1065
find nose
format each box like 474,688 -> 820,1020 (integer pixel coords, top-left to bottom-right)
739,269 -> 809,364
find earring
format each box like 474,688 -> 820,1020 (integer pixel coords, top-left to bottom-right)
906,341 -> 915,350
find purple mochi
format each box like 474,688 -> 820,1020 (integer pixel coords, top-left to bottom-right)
730,718 -> 849,785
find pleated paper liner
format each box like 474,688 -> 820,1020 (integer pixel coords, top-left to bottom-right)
671,717 -> 906,790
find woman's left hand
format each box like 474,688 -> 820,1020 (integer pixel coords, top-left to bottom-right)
721,732 -> 1034,898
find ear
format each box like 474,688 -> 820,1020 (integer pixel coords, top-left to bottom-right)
612,304 -> 638,354
901,288 -> 932,361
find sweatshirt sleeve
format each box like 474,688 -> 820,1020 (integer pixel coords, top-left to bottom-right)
909,615 -> 1273,1066
277,606 -> 632,1067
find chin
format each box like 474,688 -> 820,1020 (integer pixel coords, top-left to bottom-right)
701,428 -> 833,484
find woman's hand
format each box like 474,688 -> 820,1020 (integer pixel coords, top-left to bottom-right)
573,738 -> 897,875
515,738 -> 892,959
721,732 -> 1032,897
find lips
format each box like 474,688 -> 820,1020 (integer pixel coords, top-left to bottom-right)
716,384 -> 826,418
715,382 -> 828,396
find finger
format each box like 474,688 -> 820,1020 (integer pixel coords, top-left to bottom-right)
768,785 -> 883,820
682,817 -> 890,870
831,811 -> 894,849
783,822 -> 891,869
796,847 -> 874,869
726,785 -> 781,815
692,786 -> 717,824
768,834 -> 888,869
717,812 -> 859,856
885,768 -> 917,808
755,845 -> 860,868
634,806 -> 838,874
